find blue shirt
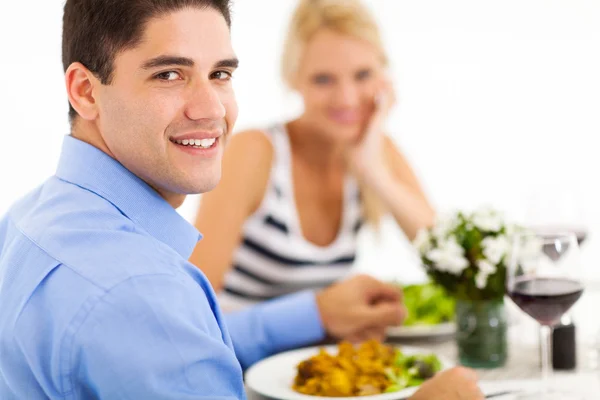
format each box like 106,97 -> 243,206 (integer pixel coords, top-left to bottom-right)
0,136 -> 325,400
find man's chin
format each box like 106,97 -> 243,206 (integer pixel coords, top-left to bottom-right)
183,174 -> 221,195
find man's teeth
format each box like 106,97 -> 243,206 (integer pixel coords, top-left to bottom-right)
174,138 -> 216,148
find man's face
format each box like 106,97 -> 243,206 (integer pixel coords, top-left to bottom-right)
94,8 -> 238,204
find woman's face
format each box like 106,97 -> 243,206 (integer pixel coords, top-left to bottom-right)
294,28 -> 386,144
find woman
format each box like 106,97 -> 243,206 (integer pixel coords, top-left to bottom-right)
191,0 -> 434,310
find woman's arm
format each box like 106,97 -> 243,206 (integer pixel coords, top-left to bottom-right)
366,136 -> 435,240
190,130 -> 273,290
344,79 -> 435,240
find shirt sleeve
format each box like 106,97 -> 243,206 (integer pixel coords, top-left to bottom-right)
224,290 -> 326,370
69,274 -> 245,400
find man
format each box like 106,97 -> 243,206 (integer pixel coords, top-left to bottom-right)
0,0 -> 483,399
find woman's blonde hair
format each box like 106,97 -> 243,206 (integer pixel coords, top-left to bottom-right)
282,0 -> 389,228
282,0 -> 388,87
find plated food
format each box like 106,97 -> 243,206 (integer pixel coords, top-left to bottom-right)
245,342 -> 452,400
293,340 -> 442,397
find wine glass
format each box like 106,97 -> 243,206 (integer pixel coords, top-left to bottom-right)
507,232 -> 584,399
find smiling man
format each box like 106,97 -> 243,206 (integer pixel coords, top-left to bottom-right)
67,4 -> 238,205
0,1 -> 482,399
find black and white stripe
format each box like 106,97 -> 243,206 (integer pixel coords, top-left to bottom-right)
220,124 -> 363,310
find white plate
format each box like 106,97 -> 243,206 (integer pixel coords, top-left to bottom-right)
245,344 -> 453,400
386,322 -> 456,339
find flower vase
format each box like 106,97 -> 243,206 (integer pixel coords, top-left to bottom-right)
455,298 -> 507,368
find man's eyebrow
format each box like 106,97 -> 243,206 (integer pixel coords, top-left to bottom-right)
214,58 -> 239,69
141,55 -> 195,70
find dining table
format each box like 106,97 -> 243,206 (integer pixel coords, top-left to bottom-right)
245,284 -> 600,400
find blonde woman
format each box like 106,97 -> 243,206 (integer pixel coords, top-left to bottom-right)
191,0 -> 435,310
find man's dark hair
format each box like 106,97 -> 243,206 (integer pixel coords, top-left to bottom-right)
62,0 -> 232,121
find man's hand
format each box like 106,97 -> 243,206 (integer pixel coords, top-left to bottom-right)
410,367 -> 484,400
315,274 -> 406,342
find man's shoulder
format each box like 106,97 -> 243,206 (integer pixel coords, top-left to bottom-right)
7,177 -> 182,289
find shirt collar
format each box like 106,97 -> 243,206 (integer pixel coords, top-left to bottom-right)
55,135 -> 201,259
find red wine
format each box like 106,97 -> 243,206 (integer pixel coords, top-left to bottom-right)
508,278 -> 583,326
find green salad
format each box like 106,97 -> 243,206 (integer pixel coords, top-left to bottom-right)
385,350 -> 443,392
398,282 -> 455,326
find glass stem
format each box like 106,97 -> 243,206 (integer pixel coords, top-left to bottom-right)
540,324 -> 553,397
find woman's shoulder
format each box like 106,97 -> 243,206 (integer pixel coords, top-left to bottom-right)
226,128 -> 274,164
199,129 -> 276,216
231,128 -> 273,148
228,122 -> 292,162
220,128 -> 275,198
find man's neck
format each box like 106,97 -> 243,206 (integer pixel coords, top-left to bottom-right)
71,120 -> 116,160
152,187 -> 186,209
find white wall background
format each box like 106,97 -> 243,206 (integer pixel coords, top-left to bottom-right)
1,0 -> 599,282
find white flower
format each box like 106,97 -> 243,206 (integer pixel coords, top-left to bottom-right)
472,207 -> 503,233
505,223 -> 517,238
481,236 -> 510,265
431,213 -> 459,240
477,259 -> 497,275
475,259 -> 498,291
413,228 -> 432,254
426,238 -> 469,276
475,271 -> 489,289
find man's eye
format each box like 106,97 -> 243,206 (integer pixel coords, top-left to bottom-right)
155,71 -> 182,81
211,70 -> 233,81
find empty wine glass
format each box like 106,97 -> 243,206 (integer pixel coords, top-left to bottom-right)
524,182 -> 589,246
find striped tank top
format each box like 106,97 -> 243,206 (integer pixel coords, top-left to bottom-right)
219,124 -> 364,310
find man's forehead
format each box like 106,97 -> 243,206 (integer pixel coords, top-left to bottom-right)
132,7 -> 234,65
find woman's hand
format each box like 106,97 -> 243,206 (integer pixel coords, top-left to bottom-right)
344,78 -> 396,180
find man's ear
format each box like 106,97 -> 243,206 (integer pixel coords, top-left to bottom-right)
65,62 -> 100,121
